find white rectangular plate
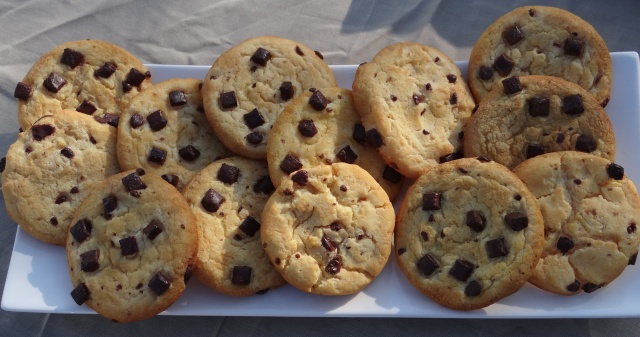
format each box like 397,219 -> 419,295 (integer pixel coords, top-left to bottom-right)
3,52 -> 640,318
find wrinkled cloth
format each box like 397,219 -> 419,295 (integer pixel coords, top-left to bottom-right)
1,0 -> 640,336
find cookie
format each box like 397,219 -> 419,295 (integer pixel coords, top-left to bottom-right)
201,36 -> 337,159
463,75 -> 615,169
266,87 -> 403,200
394,158 -> 544,310
513,151 -> 640,295
1,110 -> 120,246
117,78 -> 232,190
260,163 -> 395,295
468,6 -> 612,106
15,39 -> 152,130
182,156 -> 284,296
351,42 -> 476,180
66,170 -> 198,322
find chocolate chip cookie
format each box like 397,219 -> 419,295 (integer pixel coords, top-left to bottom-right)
260,163 -> 395,295
117,78 -> 232,190
513,151 -> 640,295
66,170 -> 198,322
395,157 -> 544,310
2,110 -> 120,246
266,87 -> 403,200
464,75 -> 615,169
182,156 -> 284,296
352,42 -> 476,180
468,6 -> 612,106
201,36 -> 337,159
15,39 -> 151,130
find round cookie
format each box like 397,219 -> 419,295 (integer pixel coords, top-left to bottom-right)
182,156 -> 284,296
468,6 -> 612,106
1,110 -> 120,246
513,151 -> 640,295
352,42 -> 476,180
15,39 -> 152,130
117,78 -> 232,190
464,75 -> 615,169
201,36 -> 337,159
260,163 -> 395,295
66,170 -> 198,322
266,87 -> 403,200
394,158 -> 544,310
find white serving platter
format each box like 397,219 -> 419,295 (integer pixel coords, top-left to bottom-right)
3,52 -> 640,318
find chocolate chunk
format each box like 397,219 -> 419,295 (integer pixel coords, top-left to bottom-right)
202,188 -> 225,212
218,163 -> 240,184
144,219 -> 164,240
246,131 -> 263,145
251,47 -> 272,66
336,145 -> 358,164
504,212 -> 528,231
61,48 -> 85,69
582,282 -> 601,293
564,37 -> 584,57
95,62 -> 117,78
287,170 -> 308,187
567,280 -> 581,292
80,249 -> 100,272
466,210 -> 486,232
122,171 -> 147,191
70,219 -> 92,242
102,194 -> 118,214
629,252 -> 638,265
147,147 -> 167,165
562,94 -> 584,115
55,194 -> 68,204
308,90 -> 329,111
243,109 -> 265,129
0,157 -> 5,173
528,97 -> 549,117
76,100 -> 97,115
606,163 -> 625,180
147,110 -> 168,131
239,216 -> 261,237
365,128 -> 383,148
119,236 -> 139,256
14,82 -> 33,100
129,113 -> 144,128
93,113 -> 119,127
493,54 -> 514,77
280,154 -> 303,174
279,81 -> 295,101
486,238 -> 509,258
60,147 -> 75,158
449,259 -> 474,282
575,135 -> 596,153
31,124 -> 56,141
148,272 -> 171,295
178,145 -> 200,162
254,176 -> 275,194
125,68 -> 147,87
446,74 -> 457,84
352,123 -> 366,144
325,257 -> 342,275
167,90 -> 188,107
422,192 -> 442,211
71,282 -> 90,305
557,236 -> 574,255
526,143 -> 545,159
161,174 -> 180,187
478,66 -> 494,81
502,76 -> 522,95
416,254 -> 439,277
465,280 -> 482,296
382,165 -> 403,183
232,266 -> 252,285
297,119 -> 318,137
321,235 -> 337,251
218,91 -> 238,110
449,92 -> 458,105
502,25 -> 524,46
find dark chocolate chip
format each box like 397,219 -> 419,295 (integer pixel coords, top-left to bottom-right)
119,236 -> 139,256
254,175 -> 275,194
161,174 -> 180,187
144,219 -> 164,240
102,194 -> 118,214
422,192 -> 442,211
14,82 -> 33,100
0,157 -> 6,173
325,257 -> 342,275
502,25 -> 525,46
446,74 -> 457,83
70,218 -> 92,243
60,147 -> 75,158
564,37 -> 584,57
125,68 -> 147,87
582,282 -> 601,293
365,128 -> 383,148
121,171 -> 146,191
218,163 -> 240,184
55,194 -> 68,204
397,248 -> 406,255
606,163 -> 624,180
465,280 -> 482,296
556,133 -> 565,143
231,266 -> 252,285
295,46 -> 304,56
291,170 -> 309,186
168,90 -> 187,107
486,238 -> 509,258
32,124 -> 56,141
308,90 -> 329,111
476,156 -> 492,162
321,235 -> 337,251
562,94 -> 584,115
425,83 -> 433,91
148,272 -> 171,295
478,66 -> 494,81
628,223 -> 637,234
239,216 -> 261,237
314,50 -> 324,59
122,81 -> 133,93
251,47 -> 272,66
493,54 -> 514,77
129,113 -> 144,128
202,188 -> 225,212
528,97 -> 549,117
439,151 -> 462,163
352,123 -> 366,144
449,259 -> 474,282
76,100 -> 97,115
61,48 -> 85,69
557,236 -> 574,255
466,210 -> 486,232
420,231 -> 429,241
504,212 -> 528,231
71,282 -> 90,305
601,98 -> 610,108
502,76 -> 522,95
330,221 -> 341,231
382,165 -> 403,183
413,94 -> 425,105
147,110 -> 168,131
449,92 -> 458,105
573,179 -> 582,185
567,280 -> 581,292
575,135 -> 596,153
178,145 -> 200,161
219,91 -> 238,110
80,249 -> 100,272
93,113 -> 119,127
246,131 -> 263,145
297,119 -> 318,137
629,252 -> 638,265
95,62 -> 117,78
336,145 -> 358,164
147,147 -> 167,165
243,109 -> 265,129
526,143 -> 545,159
279,81 -> 295,101
50,216 -> 58,226
280,154 -> 303,174
416,254 -> 439,277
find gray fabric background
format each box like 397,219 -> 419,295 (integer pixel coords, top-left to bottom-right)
1,0 -> 640,335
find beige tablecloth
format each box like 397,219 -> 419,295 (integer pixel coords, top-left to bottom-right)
1,0 -> 640,335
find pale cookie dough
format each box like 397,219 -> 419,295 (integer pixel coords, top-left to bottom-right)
513,151 -> 640,295
260,163 -> 395,295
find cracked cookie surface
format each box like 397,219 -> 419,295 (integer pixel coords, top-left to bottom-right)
260,163 -> 395,295
395,158 -> 544,310
513,151 -> 640,295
